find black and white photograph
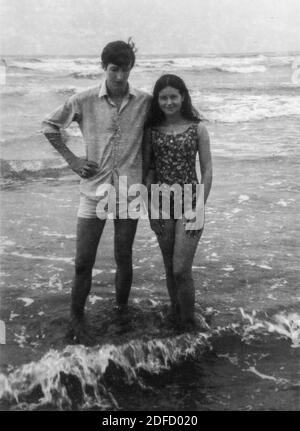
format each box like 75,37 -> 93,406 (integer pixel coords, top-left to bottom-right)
0,0 -> 299,413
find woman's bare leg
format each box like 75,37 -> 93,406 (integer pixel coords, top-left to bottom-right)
150,219 -> 178,314
173,220 -> 203,326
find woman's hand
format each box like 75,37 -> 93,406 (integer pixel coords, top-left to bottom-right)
144,169 -> 156,190
68,156 -> 99,178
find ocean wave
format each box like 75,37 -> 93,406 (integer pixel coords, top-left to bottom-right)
216,65 -> 267,74
195,92 -> 300,123
0,307 -> 298,410
0,333 -> 209,410
73,57 -> 100,65
69,71 -> 102,79
0,84 -> 81,97
8,58 -> 102,76
0,86 -> 28,96
137,54 -> 296,72
5,54 -> 298,77
240,309 -> 300,348
0,159 -> 70,180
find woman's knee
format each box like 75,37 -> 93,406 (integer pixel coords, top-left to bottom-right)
173,267 -> 192,285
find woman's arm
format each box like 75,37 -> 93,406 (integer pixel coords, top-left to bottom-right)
142,128 -> 156,187
197,123 -> 213,204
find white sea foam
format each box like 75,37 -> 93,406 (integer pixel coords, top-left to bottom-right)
258,264 -> 272,270
221,266 -> 235,272
92,269 -> 103,277
8,252 -> 73,264
7,53 -> 296,77
9,58 -> 102,76
89,295 -> 104,305
16,298 -> 34,307
245,366 -> 288,384
276,199 -> 289,207
0,333 -> 209,410
220,65 -> 267,74
194,92 -> 300,123
7,160 -> 67,173
48,274 -> 63,291
238,195 -> 250,203
240,309 -> 300,348
0,83 -> 84,97
42,231 -> 76,240
137,54 -> 294,72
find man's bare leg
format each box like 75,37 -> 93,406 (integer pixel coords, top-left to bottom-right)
69,217 -> 106,342
114,218 -> 138,310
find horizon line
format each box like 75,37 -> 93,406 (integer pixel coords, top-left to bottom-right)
1,50 -> 300,58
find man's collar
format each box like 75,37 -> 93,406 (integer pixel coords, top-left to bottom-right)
98,81 -> 138,98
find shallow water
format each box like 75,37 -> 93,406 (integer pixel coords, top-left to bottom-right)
0,304 -> 299,411
1,52 -> 300,410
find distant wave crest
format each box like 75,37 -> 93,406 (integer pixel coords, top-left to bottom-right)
5,53 -> 297,77
69,71 -> 102,79
215,65 -> 267,74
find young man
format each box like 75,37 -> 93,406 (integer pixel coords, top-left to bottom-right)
42,41 -> 151,344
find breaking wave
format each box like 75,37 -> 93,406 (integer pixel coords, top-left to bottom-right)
0,308 -> 299,410
193,92 -> 300,123
215,65 -> 267,74
0,159 -> 69,180
0,333 -> 210,410
5,53 -> 298,78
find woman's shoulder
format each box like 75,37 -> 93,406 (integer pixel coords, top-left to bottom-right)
196,121 -> 209,137
196,121 -> 207,132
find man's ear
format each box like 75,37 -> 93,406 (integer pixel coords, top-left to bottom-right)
101,62 -> 107,71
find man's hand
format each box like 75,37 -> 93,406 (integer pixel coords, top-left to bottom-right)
43,132 -> 99,179
68,156 -> 99,178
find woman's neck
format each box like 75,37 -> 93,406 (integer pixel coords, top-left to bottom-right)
163,113 -> 185,126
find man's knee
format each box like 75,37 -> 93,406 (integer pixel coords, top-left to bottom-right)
75,256 -> 95,275
114,248 -> 133,266
163,256 -> 173,274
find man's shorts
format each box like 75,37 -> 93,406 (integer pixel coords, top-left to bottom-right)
77,194 -> 99,219
77,194 -> 148,219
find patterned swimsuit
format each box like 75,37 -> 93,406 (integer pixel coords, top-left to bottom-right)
149,123 -> 203,237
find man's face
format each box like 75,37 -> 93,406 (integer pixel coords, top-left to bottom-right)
104,63 -> 132,94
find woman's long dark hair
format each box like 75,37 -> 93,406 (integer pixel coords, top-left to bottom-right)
145,74 -> 201,128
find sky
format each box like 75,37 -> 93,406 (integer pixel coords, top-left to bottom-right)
0,0 -> 300,56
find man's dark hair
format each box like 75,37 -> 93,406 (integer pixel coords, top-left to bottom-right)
101,39 -> 136,69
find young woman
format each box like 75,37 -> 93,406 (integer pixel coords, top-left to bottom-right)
143,74 -> 213,331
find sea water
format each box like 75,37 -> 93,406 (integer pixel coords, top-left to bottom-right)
0,53 -> 299,410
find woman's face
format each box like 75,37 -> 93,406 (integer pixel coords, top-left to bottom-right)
158,86 -> 184,117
